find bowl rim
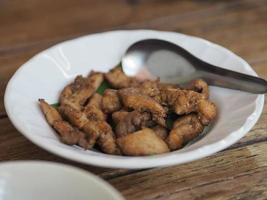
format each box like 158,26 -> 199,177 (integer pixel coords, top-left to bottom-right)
0,160 -> 125,200
4,29 -> 265,169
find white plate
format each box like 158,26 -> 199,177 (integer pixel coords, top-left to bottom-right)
0,161 -> 124,200
4,30 -> 264,169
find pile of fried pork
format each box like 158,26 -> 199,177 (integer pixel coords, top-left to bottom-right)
39,67 -> 217,156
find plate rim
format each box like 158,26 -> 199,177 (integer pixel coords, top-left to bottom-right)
0,160 -> 125,200
4,29 -> 265,169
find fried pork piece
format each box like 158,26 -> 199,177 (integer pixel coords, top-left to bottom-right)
160,88 -> 201,114
137,80 -> 161,102
105,67 -> 140,89
59,85 -> 74,107
39,99 -> 62,125
58,102 -> 119,154
137,80 -> 177,104
112,111 -> 129,124
135,80 -> 178,113
166,114 -> 204,150
98,124 -> 121,155
60,72 -> 103,110
117,128 -> 170,156
84,93 -> 106,121
186,79 -> 209,99
152,125 -> 168,140
197,99 -> 217,125
39,99 -> 83,145
172,114 -> 197,128
53,121 -> 84,146
102,89 -> 122,113
119,88 -> 166,127
86,93 -> 102,108
83,121 -> 120,154
160,88 -> 217,124
59,104 -> 88,129
114,111 -> 154,138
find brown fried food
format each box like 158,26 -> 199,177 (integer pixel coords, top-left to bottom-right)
152,125 -> 168,140
137,80 -> 178,104
117,128 -> 169,156
82,121 -> 120,154
119,88 -> 166,127
59,97 -> 119,154
115,111 -> 153,138
84,94 -> 106,121
138,80 -> 161,103
105,67 -> 140,89
102,89 -> 122,113
59,102 -> 118,154
136,81 -> 178,113
166,114 -> 204,150
77,133 -> 94,149
97,122 -> 121,155
60,72 -> 103,109
39,99 -> 83,145
197,99 -> 217,125
112,111 -> 129,124
86,93 -> 102,108
61,103 -> 119,154
161,88 -> 201,114
84,104 -> 106,121
41,65 -> 218,156
59,85 -> 74,107
173,114 -> 197,128
53,121 -> 83,145
186,79 -> 209,99
39,99 -> 62,125
59,104 -> 88,129
160,88 -> 216,124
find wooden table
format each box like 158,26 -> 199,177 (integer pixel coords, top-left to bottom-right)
1,0 -> 267,199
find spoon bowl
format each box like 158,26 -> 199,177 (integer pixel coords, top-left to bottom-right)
122,39 -> 267,93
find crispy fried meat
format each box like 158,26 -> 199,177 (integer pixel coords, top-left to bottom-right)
117,128 -> 169,156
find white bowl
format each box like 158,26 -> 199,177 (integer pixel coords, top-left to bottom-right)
0,161 -> 124,200
4,30 -> 264,169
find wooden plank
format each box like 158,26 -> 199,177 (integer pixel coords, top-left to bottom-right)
0,0 -> 223,51
125,0 -> 267,61
0,117 -> 134,179
1,0 -> 267,114
1,0 -> 266,59
253,58 -> 267,79
109,141 -> 267,200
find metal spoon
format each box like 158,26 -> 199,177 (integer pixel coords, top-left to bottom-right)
122,39 -> 267,93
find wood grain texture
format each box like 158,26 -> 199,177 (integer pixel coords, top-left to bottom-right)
0,0 -> 266,59
109,141 -> 267,200
1,0 -> 267,114
126,0 -> 267,62
0,0 -> 219,51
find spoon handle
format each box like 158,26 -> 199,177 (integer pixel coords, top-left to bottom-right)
200,65 -> 267,94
